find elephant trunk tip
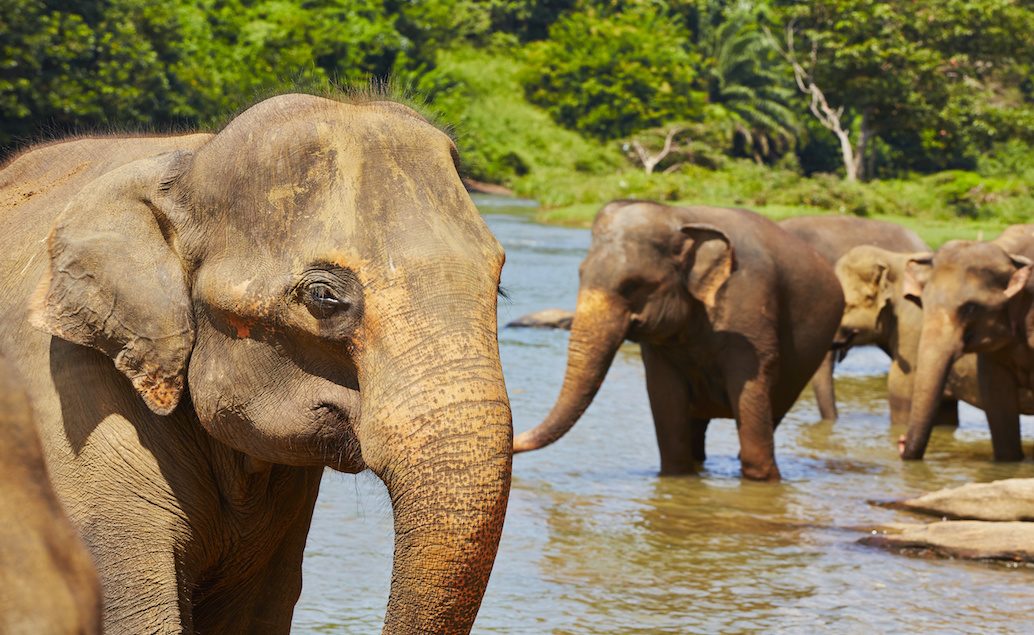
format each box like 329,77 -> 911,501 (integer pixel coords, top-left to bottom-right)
512,429 -> 549,454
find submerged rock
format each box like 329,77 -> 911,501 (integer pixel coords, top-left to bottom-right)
863,478 -> 1034,562
897,478 -> 1034,522
861,521 -> 1034,562
506,308 -> 574,330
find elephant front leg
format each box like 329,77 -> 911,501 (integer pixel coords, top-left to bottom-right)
887,359 -> 913,428
811,351 -> 838,421
723,362 -> 780,481
642,345 -> 699,475
977,355 -> 1023,461
689,417 -> 710,462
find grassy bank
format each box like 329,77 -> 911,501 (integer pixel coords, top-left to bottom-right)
524,159 -> 1031,248
433,49 -> 1032,249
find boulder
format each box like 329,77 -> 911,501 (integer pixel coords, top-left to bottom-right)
897,478 -> 1034,521
506,308 -> 574,330
861,521 -> 1034,562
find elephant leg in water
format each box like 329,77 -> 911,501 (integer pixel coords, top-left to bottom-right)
643,344 -> 700,474
811,352 -> 838,421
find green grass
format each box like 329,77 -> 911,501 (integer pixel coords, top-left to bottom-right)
524,161 -> 1028,248
428,47 -> 621,185
428,49 -> 1032,249
533,201 -> 1009,248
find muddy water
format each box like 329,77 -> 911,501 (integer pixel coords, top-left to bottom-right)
293,200 -> 1034,633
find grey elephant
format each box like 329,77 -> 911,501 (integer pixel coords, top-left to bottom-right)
0,356 -> 102,634
514,200 -> 844,481
778,215 -> 928,421
0,94 -> 511,634
900,224 -> 1034,460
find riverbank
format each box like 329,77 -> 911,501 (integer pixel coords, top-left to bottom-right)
515,162 -> 1028,248
533,199 -> 1012,249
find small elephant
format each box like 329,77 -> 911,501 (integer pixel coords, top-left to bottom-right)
778,215 -> 928,420
0,95 -> 512,634
513,200 -> 844,481
0,357 -> 102,634
836,245 -> 975,428
900,224 -> 1034,460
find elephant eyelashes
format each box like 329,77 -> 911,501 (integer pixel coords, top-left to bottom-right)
306,284 -> 349,318
296,267 -> 364,331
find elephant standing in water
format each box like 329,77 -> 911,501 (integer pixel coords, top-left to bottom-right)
778,215 -> 928,421
0,357 -> 101,634
514,201 -> 844,481
835,245 -> 976,428
0,94 -> 512,634
900,225 -> 1034,460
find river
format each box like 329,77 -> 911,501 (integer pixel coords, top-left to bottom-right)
292,197 -> 1034,633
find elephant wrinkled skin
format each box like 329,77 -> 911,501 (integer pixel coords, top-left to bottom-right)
0,357 -> 102,635
0,94 -> 512,634
514,201 -> 844,481
778,215 -> 928,421
900,224 -> 1034,461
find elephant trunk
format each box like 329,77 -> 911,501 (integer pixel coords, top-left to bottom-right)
514,289 -> 629,453
358,321 -> 511,633
900,311 -> 961,459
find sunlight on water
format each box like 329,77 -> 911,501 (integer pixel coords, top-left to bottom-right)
293,201 -> 1034,633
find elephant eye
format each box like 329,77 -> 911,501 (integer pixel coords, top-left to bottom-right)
304,283 -> 350,320
294,265 -> 364,336
958,302 -> 981,320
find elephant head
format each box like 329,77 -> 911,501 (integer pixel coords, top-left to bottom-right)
30,94 -> 512,633
513,200 -> 732,452
899,240 -> 1033,459
834,245 -> 926,347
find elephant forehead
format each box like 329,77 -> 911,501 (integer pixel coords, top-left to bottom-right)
187,107 -> 500,265
933,244 -> 1013,285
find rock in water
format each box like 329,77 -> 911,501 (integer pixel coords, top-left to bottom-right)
861,521 -> 1034,562
899,478 -> 1034,521
506,308 -> 574,330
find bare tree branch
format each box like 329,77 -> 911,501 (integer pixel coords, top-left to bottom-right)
764,23 -> 864,180
629,126 -> 684,175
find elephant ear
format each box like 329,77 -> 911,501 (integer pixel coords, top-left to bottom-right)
1004,255 -> 1032,299
1001,255 -> 1034,349
680,223 -> 734,310
902,253 -> 934,307
29,153 -> 195,416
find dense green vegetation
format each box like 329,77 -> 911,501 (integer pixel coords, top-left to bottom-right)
2,1 -> 1031,236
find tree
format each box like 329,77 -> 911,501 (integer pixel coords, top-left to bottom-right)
0,0 -> 186,149
771,0 -> 1034,178
705,5 -> 799,163
522,4 -> 706,140
765,22 -> 867,180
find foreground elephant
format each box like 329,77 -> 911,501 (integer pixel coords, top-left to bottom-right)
0,94 -> 512,633
778,215 -> 928,420
900,225 -> 1034,460
514,200 -> 844,480
0,357 -> 102,634
836,245 -> 973,428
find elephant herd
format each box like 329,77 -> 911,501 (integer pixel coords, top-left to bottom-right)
0,93 -> 1031,634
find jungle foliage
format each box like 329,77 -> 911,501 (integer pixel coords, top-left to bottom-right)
1,0 -> 1031,221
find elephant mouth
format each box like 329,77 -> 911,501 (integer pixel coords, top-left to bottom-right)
311,400 -> 364,472
832,329 -> 858,350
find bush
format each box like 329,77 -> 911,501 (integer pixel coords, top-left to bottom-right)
521,5 -> 705,140
421,47 -> 620,186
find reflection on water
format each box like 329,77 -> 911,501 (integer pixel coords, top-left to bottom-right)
293,202 -> 1034,633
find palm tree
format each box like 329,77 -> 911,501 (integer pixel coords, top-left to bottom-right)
703,3 -> 800,162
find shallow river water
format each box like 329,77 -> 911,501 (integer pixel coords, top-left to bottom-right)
293,199 -> 1034,633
